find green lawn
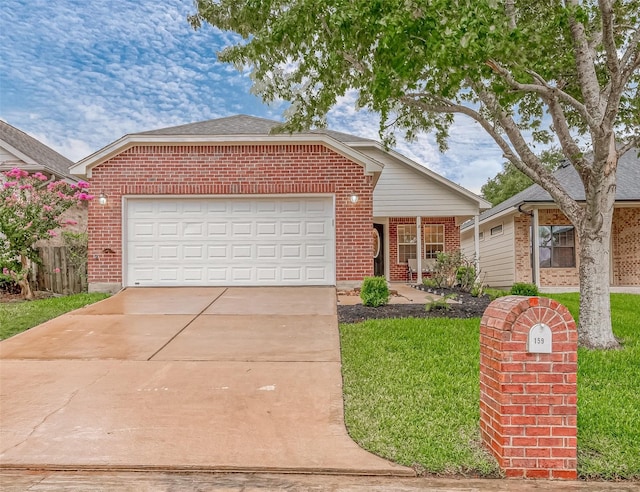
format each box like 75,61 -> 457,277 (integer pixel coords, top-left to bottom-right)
0,293 -> 110,340
340,293 -> 640,479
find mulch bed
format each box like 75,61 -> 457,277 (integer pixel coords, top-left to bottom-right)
338,286 -> 493,324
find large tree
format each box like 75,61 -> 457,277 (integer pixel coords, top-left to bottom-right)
190,0 -> 639,349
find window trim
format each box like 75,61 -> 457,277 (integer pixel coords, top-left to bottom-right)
423,223 -> 445,260
397,224 -> 417,264
490,224 -> 503,236
538,224 -> 576,269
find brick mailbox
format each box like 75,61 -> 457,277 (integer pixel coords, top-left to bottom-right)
479,296 -> 578,479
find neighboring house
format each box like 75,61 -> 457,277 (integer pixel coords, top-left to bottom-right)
0,120 -> 86,247
0,120 -> 77,182
461,150 -> 640,291
70,115 -> 489,293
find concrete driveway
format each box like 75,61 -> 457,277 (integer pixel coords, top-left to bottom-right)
0,287 -> 411,475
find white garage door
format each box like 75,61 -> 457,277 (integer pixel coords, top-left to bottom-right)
125,197 -> 335,286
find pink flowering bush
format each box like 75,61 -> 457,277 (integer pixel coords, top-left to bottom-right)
0,168 -> 93,298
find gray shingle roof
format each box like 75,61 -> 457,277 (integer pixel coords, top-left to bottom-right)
137,114 -> 374,143
467,149 -> 640,227
0,120 -> 75,180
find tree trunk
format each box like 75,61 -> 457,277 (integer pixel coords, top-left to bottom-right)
18,254 -> 34,300
576,159 -> 619,349
578,231 -> 618,348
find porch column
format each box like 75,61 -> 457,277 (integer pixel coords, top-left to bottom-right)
416,216 -> 422,283
532,208 -> 540,288
474,214 -> 481,270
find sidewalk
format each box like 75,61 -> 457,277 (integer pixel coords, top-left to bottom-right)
2,471 -> 638,491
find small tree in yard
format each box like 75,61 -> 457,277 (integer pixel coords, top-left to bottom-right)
0,169 -> 93,299
190,0 -> 639,349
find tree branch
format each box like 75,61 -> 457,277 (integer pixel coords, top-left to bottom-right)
566,0 -> 603,120
398,93 -> 517,160
620,26 -> 640,72
505,0 -> 517,30
546,96 -> 589,173
598,0 -> 621,82
485,59 -> 599,129
469,79 -> 585,224
618,137 -> 640,157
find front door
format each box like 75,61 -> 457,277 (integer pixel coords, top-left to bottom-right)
373,223 -> 384,277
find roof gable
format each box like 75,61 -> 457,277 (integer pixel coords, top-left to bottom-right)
0,120 -> 75,180
71,115 -> 384,178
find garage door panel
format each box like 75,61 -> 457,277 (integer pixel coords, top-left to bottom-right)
232,222 -> 252,236
281,222 -> 301,235
257,245 -> 277,258
207,245 -> 227,258
256,222 -> 277,236
126,197 -> 334,286
207,223 -> 228,236
158,222 -> 179,238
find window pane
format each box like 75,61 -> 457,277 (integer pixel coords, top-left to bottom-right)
538,226 -> 552,247
399,245 -> 417,263
539,247 -> 551,267
552,247 -> 576,267
397,224 -> 417,263
539,225 -> 575,268
423,224 -> 444,259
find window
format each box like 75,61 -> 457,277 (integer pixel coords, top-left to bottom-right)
490,224 -> 503,236
423,224 -> 445,259
479,231 -> 484,241
539,225 -> 576,268
397,224 -> 417,263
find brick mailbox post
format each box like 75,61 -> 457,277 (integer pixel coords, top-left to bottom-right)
479,296 -> 578,479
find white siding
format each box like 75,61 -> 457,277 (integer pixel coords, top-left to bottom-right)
369,149 -> 480,217
462,216 -> 516,288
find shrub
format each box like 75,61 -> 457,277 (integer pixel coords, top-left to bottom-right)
456,265 -> 477,292
510,282 -> 539,296
422,277 -> 439,289
360,276 -> 390,307
425,293 -> 457,311
431,250 -> 462,288
485,288 -> 510,300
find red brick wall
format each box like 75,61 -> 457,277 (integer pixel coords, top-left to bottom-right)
612,207 -> 640,286
514,214 -> 533,284
480,296 -> 578,479
87,144 -> 374,287
388,217 -> 460,282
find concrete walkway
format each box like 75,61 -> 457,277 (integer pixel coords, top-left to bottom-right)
0,287 -> 411,476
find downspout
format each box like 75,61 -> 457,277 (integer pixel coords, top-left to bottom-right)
473,215 -> 480,271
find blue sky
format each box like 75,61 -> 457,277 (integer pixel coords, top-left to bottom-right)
0,0 -> 505,193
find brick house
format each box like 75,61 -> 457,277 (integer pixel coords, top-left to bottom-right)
461,150 -> 640,291
70,115 -> 489,293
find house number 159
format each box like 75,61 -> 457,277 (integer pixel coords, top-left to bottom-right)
527,324 -> 552,354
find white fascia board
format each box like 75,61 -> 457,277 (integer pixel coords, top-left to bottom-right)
71,133 -> 384,178
348,140 -> 491,210
0,140 -> 39,166
460,205 -> 520,231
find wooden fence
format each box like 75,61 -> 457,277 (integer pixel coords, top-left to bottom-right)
30,246 -> 88,295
